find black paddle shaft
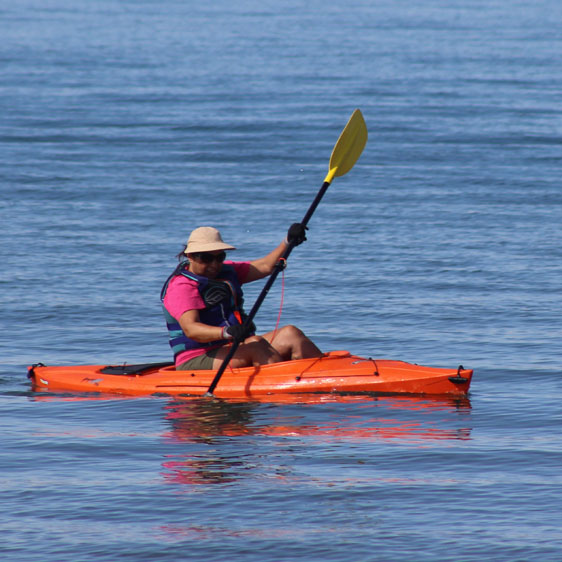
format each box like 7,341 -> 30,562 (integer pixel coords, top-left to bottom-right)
205,181 -> 331,395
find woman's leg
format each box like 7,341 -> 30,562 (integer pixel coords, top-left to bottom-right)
211,335 -> 283,369
262,325 -> 322,361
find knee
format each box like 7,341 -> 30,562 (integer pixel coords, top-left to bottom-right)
244,335 -> 275,352
241,335 -> 282,365
278,325 -> 306,341
245,334 -> 267,345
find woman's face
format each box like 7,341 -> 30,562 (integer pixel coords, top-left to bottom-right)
187,251 -> 226,278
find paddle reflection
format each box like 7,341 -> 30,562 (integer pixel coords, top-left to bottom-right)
161,395 -> 472,485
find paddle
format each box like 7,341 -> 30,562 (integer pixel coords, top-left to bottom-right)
205,109 -> 368,396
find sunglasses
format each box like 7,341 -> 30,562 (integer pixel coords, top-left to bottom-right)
191,251 -> 226,264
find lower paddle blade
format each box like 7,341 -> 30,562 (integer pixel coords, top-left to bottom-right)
324,109 -> 368,184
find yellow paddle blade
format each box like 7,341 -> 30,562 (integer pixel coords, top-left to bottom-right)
324,109 -> 368,184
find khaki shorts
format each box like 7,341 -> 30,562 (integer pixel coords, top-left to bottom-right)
177,347 -> 221,371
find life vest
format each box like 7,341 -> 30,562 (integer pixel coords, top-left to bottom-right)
160,262 -> 251,359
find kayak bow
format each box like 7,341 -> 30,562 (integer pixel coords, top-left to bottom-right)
28,351 -> 473,398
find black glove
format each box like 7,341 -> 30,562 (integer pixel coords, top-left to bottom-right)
223,321 -> 256,343
287,223 -> 308,246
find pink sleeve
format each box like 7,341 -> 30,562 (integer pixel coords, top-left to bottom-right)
229,261 -> 251,284
163,276 -> 205,320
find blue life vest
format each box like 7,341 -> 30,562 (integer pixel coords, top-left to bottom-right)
160,262 -> 251,359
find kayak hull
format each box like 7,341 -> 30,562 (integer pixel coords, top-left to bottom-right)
28,351 -> 473,398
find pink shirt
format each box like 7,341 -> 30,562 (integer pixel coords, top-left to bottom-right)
163,261 -> 251,366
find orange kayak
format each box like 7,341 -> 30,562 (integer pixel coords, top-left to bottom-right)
28,351 -> 473,398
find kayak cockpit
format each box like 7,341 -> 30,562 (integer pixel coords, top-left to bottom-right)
99,362 -> 174,375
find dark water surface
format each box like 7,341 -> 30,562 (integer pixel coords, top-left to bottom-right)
1,1 -> 561,560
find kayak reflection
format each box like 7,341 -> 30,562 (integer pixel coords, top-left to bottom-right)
161,395 -> 472,485
26,392 -> 472,486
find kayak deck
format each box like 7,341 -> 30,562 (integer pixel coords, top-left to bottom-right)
28,351 -> 473,398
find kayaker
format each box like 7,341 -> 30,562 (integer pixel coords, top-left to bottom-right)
161,225 -> 322,371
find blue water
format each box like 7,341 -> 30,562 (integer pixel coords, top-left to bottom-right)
1,0 -> 561,560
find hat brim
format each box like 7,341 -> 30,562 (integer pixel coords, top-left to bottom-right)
185,242 -> 236,254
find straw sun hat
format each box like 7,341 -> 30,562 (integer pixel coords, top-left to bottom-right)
184,227 -> 236,254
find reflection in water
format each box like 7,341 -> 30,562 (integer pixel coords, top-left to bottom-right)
161,395 -> 472,485
162,399 -> 258,485
165,399 -> 256,443
27,392 -> 472,485
162,399 -> 257,485
162,456 -> 243,485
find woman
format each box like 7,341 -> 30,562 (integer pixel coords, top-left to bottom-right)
161,225 -> 322,370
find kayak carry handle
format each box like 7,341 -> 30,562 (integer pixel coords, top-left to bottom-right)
448,365 -> 470,384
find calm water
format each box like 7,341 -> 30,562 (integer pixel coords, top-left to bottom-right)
1,0 -> 561,560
